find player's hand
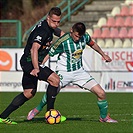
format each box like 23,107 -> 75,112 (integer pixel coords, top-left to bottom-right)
30,68 -> 40,77
103,54 -> 112,62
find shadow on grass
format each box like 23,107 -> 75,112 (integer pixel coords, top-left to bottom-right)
64,117 -> 99,123
15,118 -> 45,124
24,117 -> 45,122
16,117 -> 99,123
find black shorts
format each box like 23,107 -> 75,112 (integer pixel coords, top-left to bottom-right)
21,62 -> 54,90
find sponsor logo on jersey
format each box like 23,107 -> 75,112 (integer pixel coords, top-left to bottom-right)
72,49 -> 83,59
35,36 -> 42,42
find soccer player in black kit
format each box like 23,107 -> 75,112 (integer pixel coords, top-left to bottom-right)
0,7 -> 66,124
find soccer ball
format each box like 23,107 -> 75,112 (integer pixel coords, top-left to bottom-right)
45,109 -> 61,124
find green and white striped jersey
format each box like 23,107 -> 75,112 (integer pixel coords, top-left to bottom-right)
49,32 -> 92,72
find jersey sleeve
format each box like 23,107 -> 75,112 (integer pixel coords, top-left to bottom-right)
31,24 -> 48,46
49,38 -> 64,57
85,32 -> 95,47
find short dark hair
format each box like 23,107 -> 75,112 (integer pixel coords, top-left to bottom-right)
48,7 -> 61,17
72,22 -> 86,36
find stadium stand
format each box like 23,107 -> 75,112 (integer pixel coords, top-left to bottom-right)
97,39 -> 105,48
129,5 -> 133,16
127,27 -> 133,39
119,27 -> 128,39
116,3 -> 130,16
124,16 -> 133,27
111,6 -> 121,16
125,0 -> 133,5
123,39 -> 132,48
110,28 -> 119,39
97,17 -> 107,28
105,39 -> 114,48
103,14 -> 116,27
92,26 -> 102,39
91,0 -> 132,48
115,16 -> 125,27
101,27 -> 110,39
114,39 -> 123,48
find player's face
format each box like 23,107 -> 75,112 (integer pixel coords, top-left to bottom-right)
47,14 -> 61,29
70,30 -> 83,42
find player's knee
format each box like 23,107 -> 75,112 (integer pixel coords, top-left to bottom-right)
48,73 -> 60,87
54,78 -> 60,87
51,78 -> 60,87
23,89 -> 36,99
98,90 -> 106,100
31,89 -> 37,96
54,75 -> 60,85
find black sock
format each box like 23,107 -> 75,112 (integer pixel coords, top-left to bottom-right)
0,93 -> 29,119
46,85 -> 58,111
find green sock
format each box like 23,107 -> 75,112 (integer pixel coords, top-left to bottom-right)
36,93 -> 47,111
97,100 -> 108,119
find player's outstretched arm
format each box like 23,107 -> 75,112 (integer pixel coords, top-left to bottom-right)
90,42 -> 112,62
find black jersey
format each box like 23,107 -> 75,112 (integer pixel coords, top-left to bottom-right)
20,20 -> 60,65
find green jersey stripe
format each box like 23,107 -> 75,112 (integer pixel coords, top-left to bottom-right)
49,32 -> 92,72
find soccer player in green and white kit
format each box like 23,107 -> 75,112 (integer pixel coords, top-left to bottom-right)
27,22 -> 117,123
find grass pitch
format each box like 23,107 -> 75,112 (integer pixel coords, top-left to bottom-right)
0,92 -> 132,133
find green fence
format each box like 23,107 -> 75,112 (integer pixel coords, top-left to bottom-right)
0,0 -> 90,48
0,20 -> 22,48
22,0 -> 90,43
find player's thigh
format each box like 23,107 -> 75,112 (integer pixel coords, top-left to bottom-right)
38,66 -> 60,86
38,66 -> 54,81
57,70 -> 73,88
22,72 -> 38,91
73,68 -> 98,90
82,79 -> 98,91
